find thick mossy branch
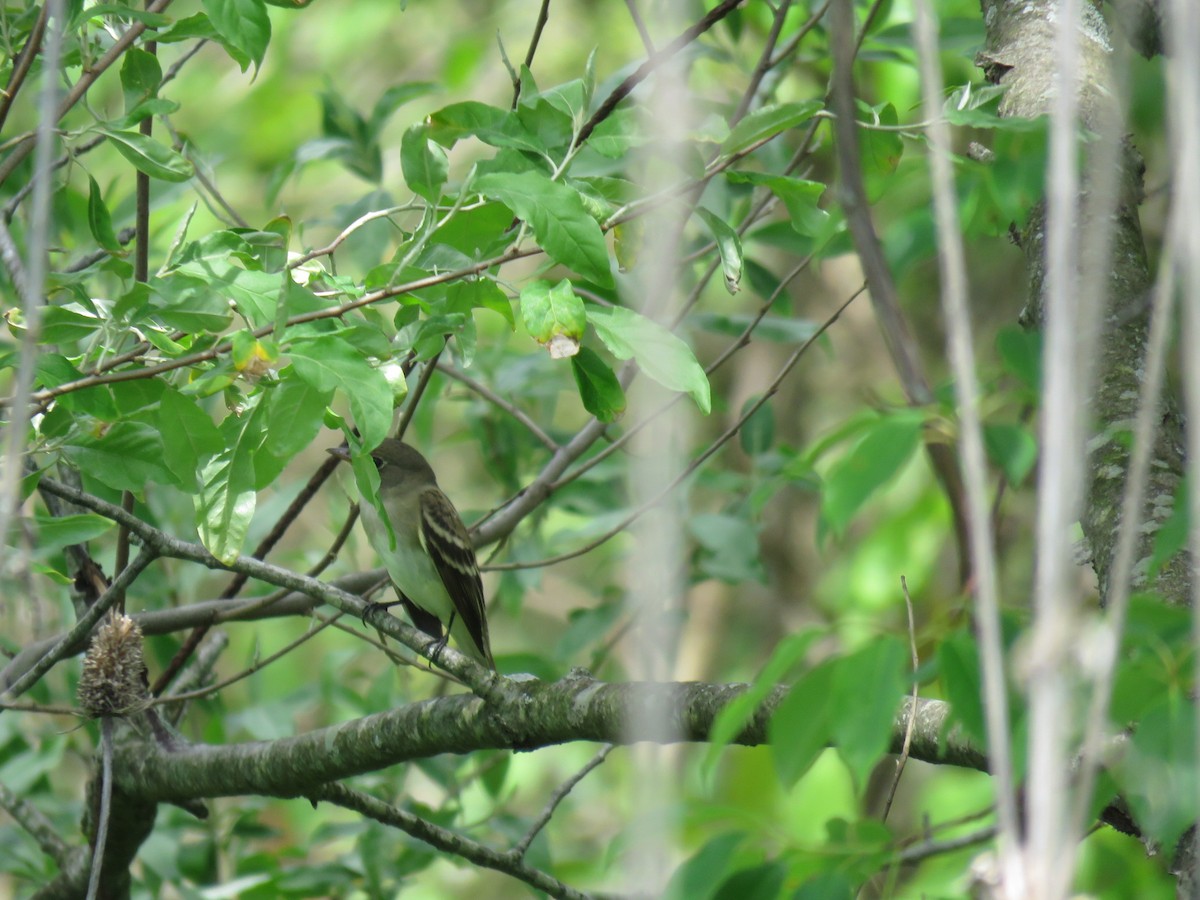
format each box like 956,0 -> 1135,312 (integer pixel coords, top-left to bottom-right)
110,677 -> 981,804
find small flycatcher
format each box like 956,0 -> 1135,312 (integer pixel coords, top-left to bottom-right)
330,440 -> 495,669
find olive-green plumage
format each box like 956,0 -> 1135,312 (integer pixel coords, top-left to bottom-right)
334,440 -> 494,668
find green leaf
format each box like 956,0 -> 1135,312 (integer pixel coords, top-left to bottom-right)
720,101 -> 822,156
428,101 -> 546,153
520,279 -> 586,357
712,862 -> 786,900
819,413 -> 922,536
937,631 -> 986,746
86,177 -> 123,252
793,872 -> 854,900
662,832 -> 746,900
1117,696 -> 1198,849
157,388 -> 224,492
769,659 -> 838,787
99,128 -> 194,182
40,306 -> 103,344
738,396 -> 774,457
151,273 -> 234,332
831,637 -> 909,787
400,124 -> 448,202
1149,478 -> 1187,579
34,514 -> 115,550
689,513 -> 764,584
996,324 -> 1042,392
570,345 -> 625,422
695,208 -> 743,294
588,108 -> 644,158
287,335 -> 392,450
702,629 -> 821,786
982,422 -> 1037,485
445,280 -> 514,330
857,101 -> 904,196
262,375 -> 331,462
72,4 -> 171,27
474,171 -> 613,287
120,46 -> 162,115
202,0 -> 271,70
727,171 -> 829,237
64,422 -> 179,493
586,306 -> 711,413
369,81 -> 438,136
195,437 -> 257,565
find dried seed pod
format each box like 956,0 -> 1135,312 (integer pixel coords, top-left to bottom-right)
78,611 -> 149,719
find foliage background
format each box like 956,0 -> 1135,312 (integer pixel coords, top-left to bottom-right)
0,0 -> 1185,897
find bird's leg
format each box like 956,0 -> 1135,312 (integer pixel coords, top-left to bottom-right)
361,599 -> 405,627
359,576 -> 398,625
429,612 -> 457,666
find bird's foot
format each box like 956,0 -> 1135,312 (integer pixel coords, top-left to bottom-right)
361,599 -> 398,627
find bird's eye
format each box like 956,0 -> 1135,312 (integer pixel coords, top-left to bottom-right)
372,456 -> 386,471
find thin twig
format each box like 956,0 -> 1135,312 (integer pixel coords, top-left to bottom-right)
487,288 -> 863,571
575,0 -> 744,147
1,547 -> 158,702
395,350 -> 442,442
0,2 -> 50,132
882,576 -> 920,824
910,0 -> 1020,868
896,825 -> 999,865
437,362 -> 559,451
828,0 -> 972,586
309,782 -> 598,900
730,0 -> 792,124
512,745 -> 614,859
152,452 -> 346,694
154,615 -> 342,704
623,0 -> 656,54
512,0 -> 552,108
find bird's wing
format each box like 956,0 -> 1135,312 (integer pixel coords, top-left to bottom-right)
395,591 -> 444,641
418,487 -> 493,665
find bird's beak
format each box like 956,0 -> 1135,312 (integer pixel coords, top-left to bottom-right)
327,445 -> 352,463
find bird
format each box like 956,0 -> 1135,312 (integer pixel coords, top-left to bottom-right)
329,439 -> 495,669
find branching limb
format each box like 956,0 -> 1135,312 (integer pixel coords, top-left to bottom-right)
512,744 -> 613,859
309,781 -> 600,900
0,779 -> 72,866
488,288 -> 864,570
828,0 -> 972,586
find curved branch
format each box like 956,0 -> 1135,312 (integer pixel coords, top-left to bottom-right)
111,677 -> 977,803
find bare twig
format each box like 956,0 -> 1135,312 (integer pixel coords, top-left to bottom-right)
0,779 -> 72,865
896,825 -> 999,865
0,2 -> 50,132
0,0 -> 64,592
881,576 -> 920,824
437,362 -> 559,452
623,0 -> 656,54
487,288 -> 864,571
512,0 -> 552,108
828,0 -> 972,587
911,0 -> 1020,875
512,745 -> 614,859
1,546 -> 158,703
0,0 -> 178,189
153,615 -> 342,704
308,781 -> 598,900
575,0 -> 745,147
